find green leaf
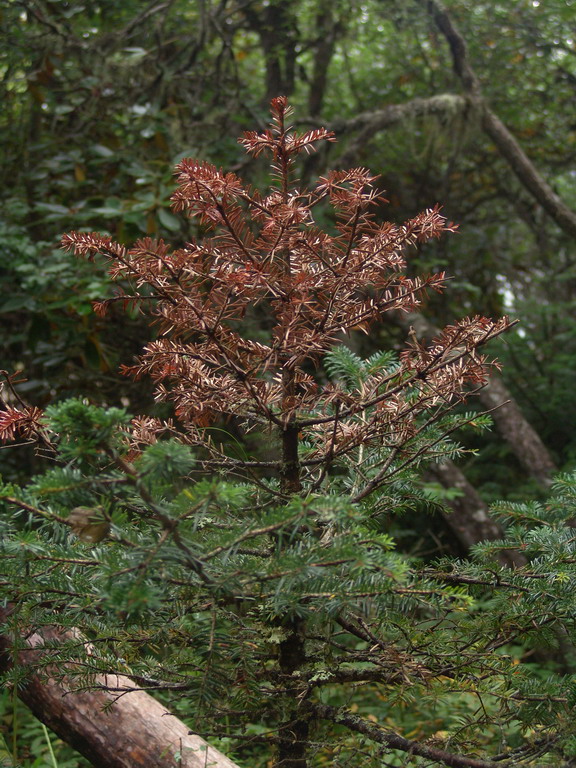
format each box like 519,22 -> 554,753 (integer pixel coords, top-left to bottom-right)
157,207 -> 181,232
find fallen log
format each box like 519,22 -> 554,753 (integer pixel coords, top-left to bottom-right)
0,609 -> 241,768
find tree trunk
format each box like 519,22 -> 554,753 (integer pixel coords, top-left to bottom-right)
476,375 -> 557,487
242,1 -> 298,103
428,461 -> 525,567
307,0 -> 340,117
0,610 -> 241,768
277,619 -> 309,768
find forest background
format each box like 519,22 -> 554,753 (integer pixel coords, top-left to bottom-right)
1,0 -> 576,765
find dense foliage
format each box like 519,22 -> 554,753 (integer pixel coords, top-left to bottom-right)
2,100 -> 576,768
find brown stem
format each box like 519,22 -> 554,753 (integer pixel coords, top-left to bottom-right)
280,362 -> 301,494
280,423 -> 301,495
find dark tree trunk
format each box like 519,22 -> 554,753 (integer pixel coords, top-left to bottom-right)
277,366 -> 308,765
307,0 -> 340,117
242,1 -> 298,103
277,619 -> 309,768
0,609 -> 241,768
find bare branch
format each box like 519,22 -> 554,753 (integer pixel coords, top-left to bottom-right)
308,702 -> 499,768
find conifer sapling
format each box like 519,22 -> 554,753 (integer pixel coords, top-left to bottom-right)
0,98 -> 528,768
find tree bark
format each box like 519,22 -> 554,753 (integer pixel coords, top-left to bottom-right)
0,609 -> 241,768
427,461 -> 525,567
476,374 -> 557,487
277,619 -> 309,768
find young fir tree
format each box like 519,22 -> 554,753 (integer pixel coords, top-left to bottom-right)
2,98 -> 576,767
